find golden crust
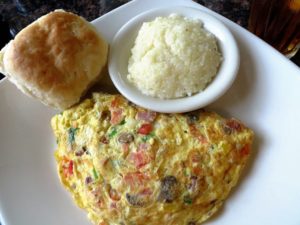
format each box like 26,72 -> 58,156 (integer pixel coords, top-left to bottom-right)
0,10 -> 108,109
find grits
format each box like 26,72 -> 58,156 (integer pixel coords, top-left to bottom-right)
127,14 -> 222,99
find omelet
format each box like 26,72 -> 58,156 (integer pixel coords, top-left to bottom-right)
51,93 -> 254,225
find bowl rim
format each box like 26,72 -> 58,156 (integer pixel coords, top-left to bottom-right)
108,5 -> 240,113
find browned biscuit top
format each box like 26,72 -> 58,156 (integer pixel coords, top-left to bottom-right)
1,10 -> 108,109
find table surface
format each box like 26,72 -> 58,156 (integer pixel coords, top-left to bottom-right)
0,0 -> 299,223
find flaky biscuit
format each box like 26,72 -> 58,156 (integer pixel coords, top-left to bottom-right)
0,10 -> 108,109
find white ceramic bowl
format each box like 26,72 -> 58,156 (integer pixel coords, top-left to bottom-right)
109,6 -> 239,113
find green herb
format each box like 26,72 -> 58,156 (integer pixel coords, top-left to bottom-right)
108,127 -> 117,138
119,119 -> 126,125
141,132 -> 155,142
141,136 -> 149,142
92,168 -> 99,180
183,169 -> 188,177
183,168 -> 191,177
183,195 -> 193,205
68,127 -> 78,144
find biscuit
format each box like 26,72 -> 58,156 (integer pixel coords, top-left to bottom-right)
0,10 -> 108,109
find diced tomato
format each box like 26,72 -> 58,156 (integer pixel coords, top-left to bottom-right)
138,123 -> 153,135
110,109 -> 123,125
225,119 -> 243,133
129,151 -> 150,169
62,158 -> 74,177
187,151 -> 202,176
189,124 -> 207,144
68,160 -> 73,175
189,124 -> 198,136
111,96 -> 122,108
124,172 -> 149,187
136,111 -> 157,122
192,167 -> 202,176
239,144 -> 251,157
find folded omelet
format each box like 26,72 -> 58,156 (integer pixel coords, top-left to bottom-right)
51,93 -> 254,225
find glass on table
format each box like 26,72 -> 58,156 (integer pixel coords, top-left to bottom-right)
248,0 -> 300,58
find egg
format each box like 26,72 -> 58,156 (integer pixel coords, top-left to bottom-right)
51,93 -> 254,225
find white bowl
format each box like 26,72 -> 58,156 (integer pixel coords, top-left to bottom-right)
108,6 -> 239,113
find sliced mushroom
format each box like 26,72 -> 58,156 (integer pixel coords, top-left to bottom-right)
158,176 -> 179,203
85,176 -> 93,185
118,132 -> 134,144
125,193 -> 145,207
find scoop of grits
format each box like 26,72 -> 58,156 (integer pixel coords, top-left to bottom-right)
127,14 -> 222,99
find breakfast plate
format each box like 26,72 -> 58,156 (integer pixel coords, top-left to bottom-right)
0,0 -> 300,225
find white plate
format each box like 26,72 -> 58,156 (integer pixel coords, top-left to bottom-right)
0,0 -> 300,225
